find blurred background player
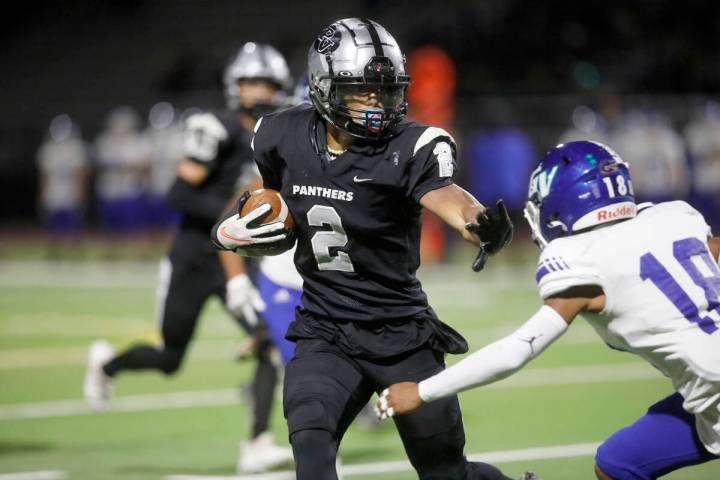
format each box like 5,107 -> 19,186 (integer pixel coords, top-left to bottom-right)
684,101 -> 720,233
94,106 -> 152,256
35,113 -> 90,259
84,42 -> 294,473
378,141 -> 720,480
144,101 -> 183,231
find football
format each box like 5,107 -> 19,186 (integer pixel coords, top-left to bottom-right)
239,188 -> 295,256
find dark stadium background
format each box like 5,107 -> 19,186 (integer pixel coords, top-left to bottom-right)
1,0 -> 718,223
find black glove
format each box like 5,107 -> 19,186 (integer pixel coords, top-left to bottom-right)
465,199 -> 513,272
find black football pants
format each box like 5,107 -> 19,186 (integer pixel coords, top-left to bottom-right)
283,338 -> 512,480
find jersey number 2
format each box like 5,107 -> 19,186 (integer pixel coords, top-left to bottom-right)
640,237 -> 719,334
308,205 -> 355,272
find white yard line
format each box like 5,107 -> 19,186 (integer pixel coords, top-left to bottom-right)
0,472 -> 67,480
0,261 -> 533,290
0,362 -> 659,421
166,442 -> 600,479
0,322 -> 601,370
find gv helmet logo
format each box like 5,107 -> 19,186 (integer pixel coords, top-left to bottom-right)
528,165 -> 559,201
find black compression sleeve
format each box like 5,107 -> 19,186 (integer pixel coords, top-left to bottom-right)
165,177 -> 226,223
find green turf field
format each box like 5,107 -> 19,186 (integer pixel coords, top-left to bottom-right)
1,259 -> 718,479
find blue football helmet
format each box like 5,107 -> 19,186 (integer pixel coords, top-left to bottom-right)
524,141 -> 636,249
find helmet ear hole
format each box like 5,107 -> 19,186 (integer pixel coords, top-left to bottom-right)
562,156 -> 571,165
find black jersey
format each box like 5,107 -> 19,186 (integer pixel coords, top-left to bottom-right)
253,105 -> 465,352
171,110 -> 253,258
180,110 -> 252,232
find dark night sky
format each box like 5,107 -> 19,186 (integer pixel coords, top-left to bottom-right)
2,0 -> 718,221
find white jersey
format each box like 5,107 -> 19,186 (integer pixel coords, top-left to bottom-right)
37,138 -> 89,210
537,201 -> 720,454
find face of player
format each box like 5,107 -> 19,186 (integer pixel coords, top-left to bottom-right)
236,79 -> 280,110
336,84 -> 405,119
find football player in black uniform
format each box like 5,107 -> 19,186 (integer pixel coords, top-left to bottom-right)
213,19 -> 514,480
84,42 -> 294,472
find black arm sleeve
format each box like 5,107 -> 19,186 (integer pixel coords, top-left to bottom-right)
165,177 -> 227,223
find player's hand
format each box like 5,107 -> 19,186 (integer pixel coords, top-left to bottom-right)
225,273 -> 266,327
465,199 -> 513,272
374,382 -> 423,420
215,191 -> 288,251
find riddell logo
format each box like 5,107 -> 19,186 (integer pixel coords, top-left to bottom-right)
597,205 -> 634,221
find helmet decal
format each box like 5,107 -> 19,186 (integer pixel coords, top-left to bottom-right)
314,26 -> 342,54
527,164 -> 559,202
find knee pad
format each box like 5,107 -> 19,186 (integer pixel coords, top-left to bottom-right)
159,348 -> 184,375
285,399 -> 333,436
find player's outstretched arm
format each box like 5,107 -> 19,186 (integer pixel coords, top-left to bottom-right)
420,184 -> 484,244
376,289 -> 602,419
420,184 -> 513,271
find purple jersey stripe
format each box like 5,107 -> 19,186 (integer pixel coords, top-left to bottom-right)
536,265 -> 552,283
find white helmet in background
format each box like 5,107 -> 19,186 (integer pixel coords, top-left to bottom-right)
223,42 -> 292,118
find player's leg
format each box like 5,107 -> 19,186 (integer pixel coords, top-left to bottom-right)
284,338 -> 373,480
372,347 -> 512,480
595,392 -> 718,480
217,274 -> 292,473
84,256 -> 210,410
103,256 -> 210,376
255,270 -> 301,364
236,326 -> 295,473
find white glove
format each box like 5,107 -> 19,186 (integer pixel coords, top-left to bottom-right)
214,203 -> 287,251
225,274 -> 266,327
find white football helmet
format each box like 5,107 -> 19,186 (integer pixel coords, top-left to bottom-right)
224,42 -> 292,118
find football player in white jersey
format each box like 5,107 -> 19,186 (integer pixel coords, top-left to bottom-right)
377,141 -> 720,479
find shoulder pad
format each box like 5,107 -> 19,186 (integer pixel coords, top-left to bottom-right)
413,127 -> 456,156
250,116 -> 264,151
185,113 -> 229,142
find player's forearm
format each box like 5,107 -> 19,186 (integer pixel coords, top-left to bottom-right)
219,250 -> 247,278
421,184 -> 484,245
418,306 -> 568,402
